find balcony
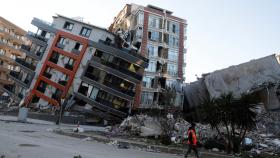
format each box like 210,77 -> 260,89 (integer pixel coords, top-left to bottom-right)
65,63 -> 73,70
103,80 -> 135,97
75,92 -> 128,118
31,18 -> 57,33
49,57 -> 58,64
92,56 -> 142,81
20,44 -> 43,60
37,87 -> 45,93
99,40 -> 149,63
9,71 -> 32,87
83,73 -> 135,99
58,80 -> 67,86
9,70 -> 19,78
56,43 -> 65,49
71,48 -> 80,55
43,72 -> 52,79
15,58 -> 36,71
27,31 -> 48,43
18,93 -> 23,99
3,85 -> 15,94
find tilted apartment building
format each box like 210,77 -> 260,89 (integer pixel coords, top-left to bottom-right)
0,17 -> 26,98
6,15 -> 148,121
109,4 -> 187,109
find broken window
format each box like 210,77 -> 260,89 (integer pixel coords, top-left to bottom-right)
63,21 -> 74,31
80,27 -> 92,37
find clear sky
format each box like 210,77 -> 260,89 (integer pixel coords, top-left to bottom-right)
1,0 -> 280,82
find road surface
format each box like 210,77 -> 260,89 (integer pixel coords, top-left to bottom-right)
0,116 -> 185,158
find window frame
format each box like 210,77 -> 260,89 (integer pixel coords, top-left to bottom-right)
63,21 -> 74,31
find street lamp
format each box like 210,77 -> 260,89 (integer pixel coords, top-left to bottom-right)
56,97 -> 65,125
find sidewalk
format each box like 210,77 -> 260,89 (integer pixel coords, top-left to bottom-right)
53,128 -> 240,158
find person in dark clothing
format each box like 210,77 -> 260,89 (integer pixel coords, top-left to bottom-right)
184,123 -> 200,158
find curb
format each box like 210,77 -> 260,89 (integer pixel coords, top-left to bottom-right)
53,129 -> 239,158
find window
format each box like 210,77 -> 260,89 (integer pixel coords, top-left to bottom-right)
142,77 -> 152,88
147,45 -> 158,57
148,31 -> 162,42
169,35 -> 179,47
168,49 -> 178,62
167,63 -> 178,77
0,49 -> 5,55
140,92 -> 154,105
58,37 -> 66,45
167,21 -> 179,34
63,21 -> 74,31
146,60 -> 156,72
90,88 -> 99,100
135,12 -> 144,25
148,16 -> 162,29
74,42 -> 83,51
80,27 -> 92,37
68,58 -> 74,66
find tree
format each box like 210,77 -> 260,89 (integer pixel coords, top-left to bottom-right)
200,92 -> 259,153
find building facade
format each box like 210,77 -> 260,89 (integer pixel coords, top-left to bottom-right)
109,4 -> 187,109
9,15 -> 148,122
0,17 -> 27,98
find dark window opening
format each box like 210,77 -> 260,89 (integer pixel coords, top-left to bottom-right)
63,21 -> 74,31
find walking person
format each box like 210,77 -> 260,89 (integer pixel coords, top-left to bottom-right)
184,122 -> 200,158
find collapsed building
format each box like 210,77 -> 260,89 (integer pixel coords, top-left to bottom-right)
184,54 -> 280,110
3,15 -> 149,122
109,4 -> 187,110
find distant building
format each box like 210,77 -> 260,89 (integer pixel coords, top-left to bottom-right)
0,17 -> 27,100
109,4 -> 187,109
8,15 -> 148,122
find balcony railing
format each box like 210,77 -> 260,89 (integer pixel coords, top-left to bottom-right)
37,87 -> 45,93
18,93 -> 23,99
58,80 -> 67,86
43,72 -> 52,79
15,58 -> 36,71
9,70 -> 20,78
84,72 -> 134,97
27,31 -> 48,43
99,40 -> 148,63
21,44 -> 43,58
65,63 -> 73,70
92,56 -> 142,81
95,97 -> 129,114
103,80 -> 135,97
4,85 -> 15,93
49,57 -> 58,64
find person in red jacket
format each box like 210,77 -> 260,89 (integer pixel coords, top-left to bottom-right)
184,123 -> 200,158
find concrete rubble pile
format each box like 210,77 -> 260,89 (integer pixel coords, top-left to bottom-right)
245,105 -> 280,156
118,114 -> 216,144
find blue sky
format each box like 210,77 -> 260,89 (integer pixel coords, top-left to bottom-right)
1,0 -> 280,82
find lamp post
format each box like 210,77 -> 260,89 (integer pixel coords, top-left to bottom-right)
56,97 -> 65,125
